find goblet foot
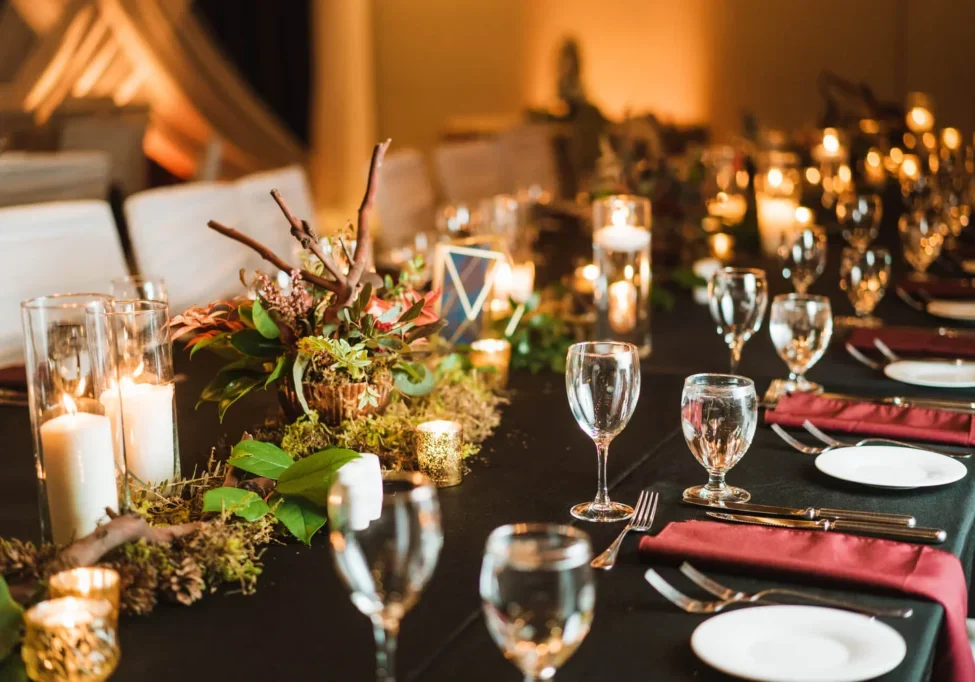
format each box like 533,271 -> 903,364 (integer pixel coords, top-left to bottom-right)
683,484 -> 751,503
777,377 -> 824,394
570,500 -> 633,523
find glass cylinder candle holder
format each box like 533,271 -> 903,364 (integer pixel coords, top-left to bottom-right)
470,338 -> 511,388
415,420 -> 463,487
48,568 -> 121,625
89,300 -> 180,489
592,195 -> 652,357
22,295 -> 125,546
109,275 -> 168,303
22,597 -> 119,682
756,152 -> 802,258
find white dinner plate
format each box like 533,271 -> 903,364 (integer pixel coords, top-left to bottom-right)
927,299 -> 975,321
690,605 -> 906,682
815,445 -> 967,489
883,358 -> 975,388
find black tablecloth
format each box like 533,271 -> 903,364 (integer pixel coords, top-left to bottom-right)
2,227 -> 973,681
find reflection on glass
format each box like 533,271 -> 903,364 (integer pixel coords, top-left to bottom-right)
899,210 -> 946,273
768,294 -> 833,393
838,247 -> 891,328
780,227 -> 827,294
109,275 -> 168,304
836,193 -> 882,251
708,268 -> 769,373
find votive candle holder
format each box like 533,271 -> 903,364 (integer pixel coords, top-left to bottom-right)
470,339 -> 511,388
48,568 -> 121,624
22,597 -> 119,682
415,420 -> 463,487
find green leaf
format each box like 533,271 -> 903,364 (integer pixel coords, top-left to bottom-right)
203,487 -> 271,522
378,336 -> 407,352
270,494 -> 327,545
252,299 -> 281,339
405,319 -> 446,342
377,305 -> 402,324
650,286 -> 675,312
265,355 -> 288,388
217,375 -> 263,421
230,329 -> 283,357
189,332 -> 229,358
237,304 -> 255,328
398,296 -> 426,323
276,448 -> 360,505
0,656 -> 27,682
228,440 -> 293,479
0,577 -> 23,661
292,353 -> 312,417
669,267 -> 708,290
394,363 -> 436,396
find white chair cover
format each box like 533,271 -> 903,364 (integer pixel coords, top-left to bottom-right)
499,124 -> 559,197
125,183 -> 250,315
235,164 -> 316,266
433,140 -> 505,204
0,152 -> 112,208
375,149 -> 435,245
0,200 -> 128,366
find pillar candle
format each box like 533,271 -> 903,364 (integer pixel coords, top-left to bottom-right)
100,379 -> 176,485
756,194 -> 799,257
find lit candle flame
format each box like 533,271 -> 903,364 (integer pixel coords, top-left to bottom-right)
581,264 -> 598,281
610,204 -> 628,227
132,360 -> 144,378
823,128 -> 840,155
61,394 -> 78,416
767,168 -> 783,189
74,376 -> 86,396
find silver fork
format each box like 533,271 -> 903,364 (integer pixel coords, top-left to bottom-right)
771,423 -> 833,454
802,420 -> 971,460
678,563 -> 913,617
645,568 -> 912,618
590,489 -> 659,569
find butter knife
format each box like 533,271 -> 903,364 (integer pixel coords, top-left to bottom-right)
707,512 -> 946,544
683,497 -> 916,527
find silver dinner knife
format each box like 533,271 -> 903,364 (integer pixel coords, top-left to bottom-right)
706,512 -> 947,544
683,497 -> 916,527
817,391 -> 975,414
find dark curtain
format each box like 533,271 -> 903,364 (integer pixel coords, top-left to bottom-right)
193,0 -> 311,145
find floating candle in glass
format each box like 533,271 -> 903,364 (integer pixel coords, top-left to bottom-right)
415,420 -> 463,487
756,152 -> 802,257
470,338 -> 511,388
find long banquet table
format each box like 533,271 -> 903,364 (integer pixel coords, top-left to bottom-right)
1,230 -> 973,681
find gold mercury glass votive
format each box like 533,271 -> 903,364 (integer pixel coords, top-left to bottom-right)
23,597 -> 119,682
49,568 -> 121,624
469,339 -> 511,388
415,420 -> 463,487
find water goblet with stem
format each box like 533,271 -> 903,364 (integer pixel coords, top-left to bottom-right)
768,294 -> 833,393
898,209 -> 947,274
836,192 -> 882,250
837,246 -> 892,328
328,471 -> 443,682
110,275 -> 168,304
480,523 -> 595,681
565,341 -> 641,523
780,226 -> 827,294
681,374 -> 758,503
708,268 -> 769,373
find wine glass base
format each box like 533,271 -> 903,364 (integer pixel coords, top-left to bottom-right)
683,485 -> 751,503
834,315 -> 882,329
570,501 -> 633,523
773,377 -> 824,394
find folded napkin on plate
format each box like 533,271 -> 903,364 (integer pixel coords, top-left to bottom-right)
899,277 -> 975,299
847,328 -> 975,359
766,392 -> 975,446
640,520 -> 974,682
0,365 -> 25,389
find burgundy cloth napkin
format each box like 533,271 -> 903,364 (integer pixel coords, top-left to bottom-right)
639,520 -> 974,682
899,277 -> 975,299
0,365 -> 25,390
765,392 -> 975,446
847,328 -> 975,359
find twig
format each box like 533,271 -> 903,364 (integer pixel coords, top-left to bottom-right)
338,234 -> 355,266
348,139 -> 391,288
59,514 -> 203,569
270,190 -> 347,287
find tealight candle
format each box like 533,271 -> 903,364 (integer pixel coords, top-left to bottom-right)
572,263 -> 599,295
708,233 -> 735,263
470,338 -> 511,388
756,193 -> 799,257
41,395 -> 119,545
100,377 -> 176,486
48,568 -> 120,624
415,420 -> 463,487
22,598 -> 119,682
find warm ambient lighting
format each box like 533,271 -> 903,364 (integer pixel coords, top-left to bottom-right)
767,168 -> 783,189
942,127 -> 962,151
804,167 -> 821,185
906,106 -> 934,133
922,132 -> 936,150
794,207 -> 813,225
866,150 -> 882,168
822,128 -> 840,155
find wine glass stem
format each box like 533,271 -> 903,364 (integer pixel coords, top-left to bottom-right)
729,339 -> 744,373
594,439 -> 611,508
706,471 -> 726,493
372,618 -> 398,682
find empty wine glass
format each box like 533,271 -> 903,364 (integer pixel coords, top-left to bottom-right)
480,524 -> 595,681
836,193 -> 882,250
837,247 -> 892,328
328,471 -> 443,682
779,226 -> 827,294
565,341 -> 641,523
110,275 -> 168,303
708,268 -> 769,373
899,210 -> 947,273
681,374 -> 757,503
768,294 -> 833,393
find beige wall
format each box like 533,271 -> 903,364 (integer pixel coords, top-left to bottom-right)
371,0 -> 975,151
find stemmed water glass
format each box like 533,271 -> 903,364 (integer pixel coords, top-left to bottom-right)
780,227 -> 827,294
328,471 -> 443,682
708,268 -> 769,373
681,374 -> 758,503
110,275 -> 168,303
480,524 -> 595,681
837,192 -> 882,250
768,294 -> 833,393
837,247 -> 892,328
898,210 -> 947,274
565,341 -> 641,523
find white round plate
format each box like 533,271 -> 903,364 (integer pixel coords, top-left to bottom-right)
884,358 -> 975,388
927,299 -> 975,321
690,605 -> 906,682
815,445 -> 967,489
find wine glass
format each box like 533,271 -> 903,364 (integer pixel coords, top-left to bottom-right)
480,523 -> 595,681
328,471 -> 443,682
779,226 -> 827,294
110,275 -> 168,304
837,247 -> 892,328
836,192 -> 882,250
565,341 -> 641,523
681,374 -> 758,503
898,210 -> 947,274
708,268 -> 769,373
768,294 -> 833,393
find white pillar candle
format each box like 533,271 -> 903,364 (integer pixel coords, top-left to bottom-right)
692,258 -> 722,305
756,194 -> 799,257
100,380 -> 176,485
594,225 -> 651,253
40,399 -> 119,545
337,453 -> 382,531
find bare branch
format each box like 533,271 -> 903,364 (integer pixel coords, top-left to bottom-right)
59,514 -> 202,568
270,189 -> 347,287
348,139 -> 391,288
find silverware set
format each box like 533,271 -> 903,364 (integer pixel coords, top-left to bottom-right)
771,420 -> 971,459
705,511 -> 946,544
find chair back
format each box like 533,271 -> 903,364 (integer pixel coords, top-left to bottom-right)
0,152 -> 112,208
375,149 -> 436,246
499,124 -> 559,198
235,164 -> 316,265
434,140 -> 505,204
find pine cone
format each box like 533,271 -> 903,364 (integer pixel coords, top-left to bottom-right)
161,557 -> 204,606
115,562 -> 159,616
0,539 -> 39,579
